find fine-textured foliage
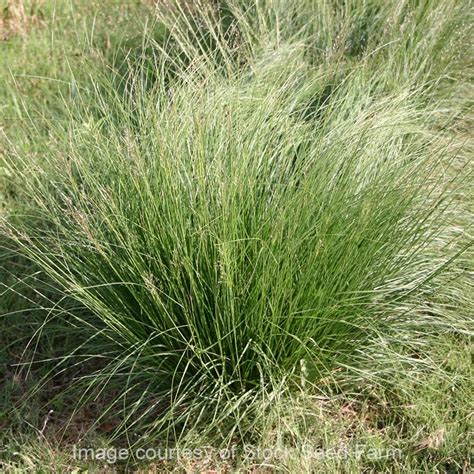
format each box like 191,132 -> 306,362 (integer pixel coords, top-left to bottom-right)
2,0 -> 472,449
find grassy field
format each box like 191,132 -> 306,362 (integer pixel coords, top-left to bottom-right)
0,1 -> 472,472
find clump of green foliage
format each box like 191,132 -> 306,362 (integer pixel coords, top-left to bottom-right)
1,0 -> 472,470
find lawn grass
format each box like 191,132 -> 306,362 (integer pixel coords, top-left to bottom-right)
1,1 -> 472,472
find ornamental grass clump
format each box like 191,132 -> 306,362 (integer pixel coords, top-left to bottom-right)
3,0 -> 471,444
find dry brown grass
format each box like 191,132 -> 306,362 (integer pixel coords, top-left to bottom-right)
1,0 -> 44,40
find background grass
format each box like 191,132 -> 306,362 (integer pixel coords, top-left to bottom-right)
1,0 -> 473,472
